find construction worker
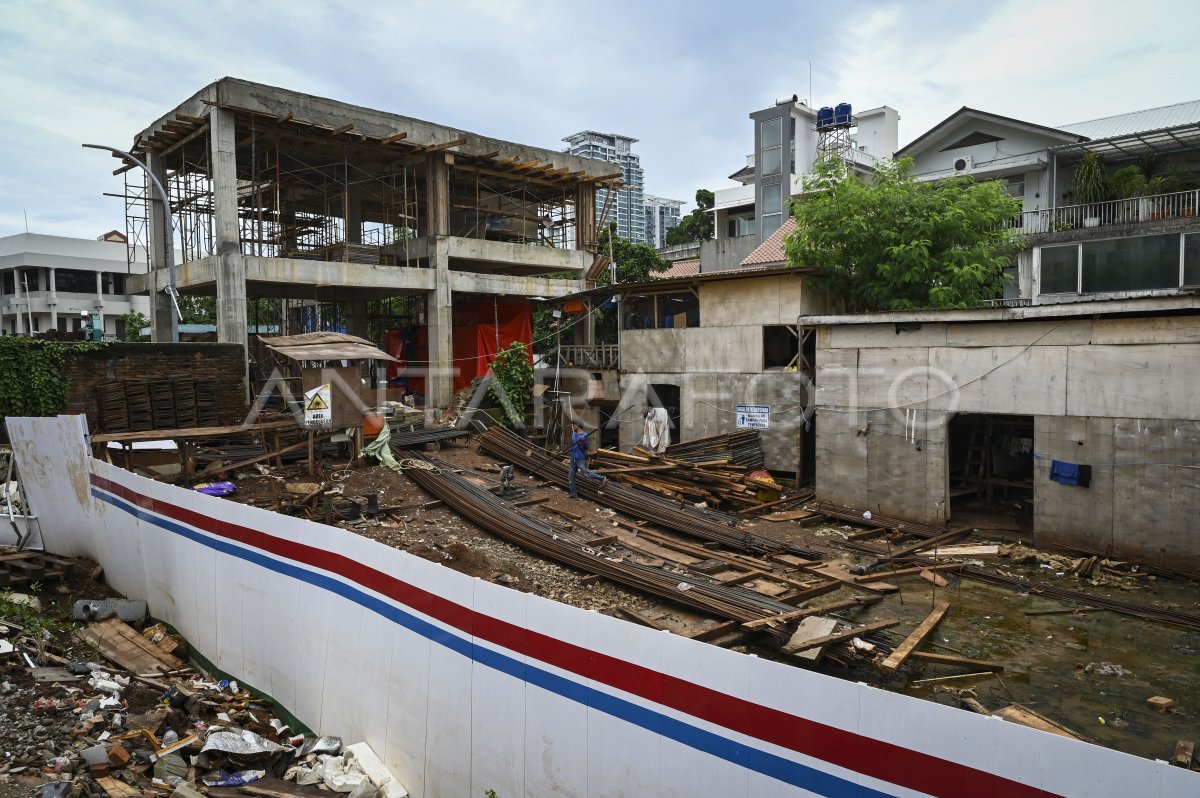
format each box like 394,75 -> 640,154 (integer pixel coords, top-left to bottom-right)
568,421 -> 606,498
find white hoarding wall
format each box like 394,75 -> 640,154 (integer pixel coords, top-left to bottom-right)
6,416 -> 1196,798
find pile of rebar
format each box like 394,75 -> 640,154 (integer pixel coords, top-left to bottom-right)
664,429 -> 764,470
477,427 -> 821,559
400,456 -> 803,624
386,419 -> 469,449
588,447 -> 768,510
805,498 -> 948,537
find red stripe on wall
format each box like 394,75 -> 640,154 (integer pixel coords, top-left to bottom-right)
92,473 -> 1051,798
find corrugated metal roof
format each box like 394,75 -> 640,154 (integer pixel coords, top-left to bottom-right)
1061,99 -> 1200,140
741,217 -> 797,267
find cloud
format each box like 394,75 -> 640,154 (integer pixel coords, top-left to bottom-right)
0,0 -> 1195,238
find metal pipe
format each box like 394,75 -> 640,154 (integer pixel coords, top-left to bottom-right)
82,143 -> 179,342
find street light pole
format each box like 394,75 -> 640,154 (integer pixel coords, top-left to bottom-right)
82,143 -> 180,343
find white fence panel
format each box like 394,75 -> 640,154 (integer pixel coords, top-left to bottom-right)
7,415 -> 1197,798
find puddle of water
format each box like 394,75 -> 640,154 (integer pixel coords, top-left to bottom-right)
873,569 -> 1200,761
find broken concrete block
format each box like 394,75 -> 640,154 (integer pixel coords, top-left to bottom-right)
1147,695 -> 1176,712
345,741 -> 410,798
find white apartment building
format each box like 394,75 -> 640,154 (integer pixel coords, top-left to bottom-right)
0,233 -> 150,338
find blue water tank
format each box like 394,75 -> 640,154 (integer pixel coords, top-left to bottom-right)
817,106 -> 834,129
834,102 -> 852,126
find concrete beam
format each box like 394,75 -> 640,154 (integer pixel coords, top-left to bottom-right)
448,271 -> 583,298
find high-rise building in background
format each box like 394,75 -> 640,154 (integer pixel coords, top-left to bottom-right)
563,131 -> 649,244
643,195 -> 683,248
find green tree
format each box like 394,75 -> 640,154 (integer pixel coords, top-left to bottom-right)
785,157 -> 1023,312
596,222 -> 670,286
665,189 -> 715,246
118,310 -> 151,341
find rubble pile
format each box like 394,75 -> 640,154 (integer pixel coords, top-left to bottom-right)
0,586 -> 407,798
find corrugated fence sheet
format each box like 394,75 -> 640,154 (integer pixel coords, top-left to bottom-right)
6,416 -> 1197,798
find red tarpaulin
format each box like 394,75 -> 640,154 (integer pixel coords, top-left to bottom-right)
386,299 -> 532,397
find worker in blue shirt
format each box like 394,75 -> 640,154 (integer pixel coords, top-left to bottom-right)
568,421 -> 606,498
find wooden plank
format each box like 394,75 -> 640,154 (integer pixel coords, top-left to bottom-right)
806,564 -> 898,593
994,704 -> 1087,741
782,619 -> 900,655
916,544 -> 1000,557
717,570 -> 770,586
75,618 -> 184,673
785,617 -> 838,662
775,580 -> 843,605
198,432 -> 335,479
689,620 -> 741,642
96,776 -> 143,798
91,418 -> 297,444
614,607 -> 668,630
877,527 -> 971,560
761,510 -> 819,522
878,601 -> 951,674
740,596 -> 882,631
920,569 -> 950,587
858,564 -> 963,582
424,136 -> 467,152
909,651 -> 1005,671
381,132 -> 409,144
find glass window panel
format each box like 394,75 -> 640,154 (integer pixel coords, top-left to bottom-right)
1185,233 -> 1200,286
760,146 -> 782,176
761,118 -> 782,148
762,214 -> 783,237
761,183 -> 782,215
1040,245 -> 1078,294
1082,234 -> 1179,293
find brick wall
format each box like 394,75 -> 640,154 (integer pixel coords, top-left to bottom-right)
63,343 -> 247,431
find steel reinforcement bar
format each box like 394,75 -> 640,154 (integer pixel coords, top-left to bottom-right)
477,427 -> 821,559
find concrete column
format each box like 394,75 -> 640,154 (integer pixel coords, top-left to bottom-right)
12,276 -> 23,335
346,298 -> 369,339
425,153 -> 449,236
145,151 -> 174,341
209,107 -> 248,349
48,267 -> 57,331
345,185 -> 363,245
575,182 -> 596,250
426,239 -> 453,411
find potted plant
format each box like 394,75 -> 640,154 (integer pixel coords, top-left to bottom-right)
1109,165 -> 1145,222
1072,152 -> 1108,227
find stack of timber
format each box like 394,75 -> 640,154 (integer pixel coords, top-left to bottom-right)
589,445 -> 769,510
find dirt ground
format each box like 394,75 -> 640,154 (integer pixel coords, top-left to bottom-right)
165,436 -> 1200,766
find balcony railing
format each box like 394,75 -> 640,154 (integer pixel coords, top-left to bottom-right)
1010,189 -> 1200,234
557,344 -> 619,370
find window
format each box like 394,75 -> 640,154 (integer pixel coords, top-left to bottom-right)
55,269 -> 95,294
621,292 -> 699,329
761,183 -> 783,237
763,325 -> 800,369
1040,245 -> 1079,294
1082,234 -> 1178,293
1186,233 -> 1200,286
727,214 -> 755,237
760,118 -> 782,176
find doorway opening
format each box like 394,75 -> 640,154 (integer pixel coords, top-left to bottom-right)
948,413 -> 1035,525
647,383 -> 681,445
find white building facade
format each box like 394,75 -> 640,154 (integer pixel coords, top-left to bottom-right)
0,233 -> 150,338
643,194 -> 683,249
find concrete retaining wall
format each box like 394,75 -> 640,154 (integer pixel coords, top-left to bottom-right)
7,415 -> 1196,798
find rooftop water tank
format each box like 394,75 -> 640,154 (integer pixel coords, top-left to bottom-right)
817,106 -> 834,129
834,102 -> 852,126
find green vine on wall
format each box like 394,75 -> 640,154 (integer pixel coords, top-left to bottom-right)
0,338 -> 109,421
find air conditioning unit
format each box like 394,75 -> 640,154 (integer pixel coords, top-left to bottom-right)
953,155 -> 973,173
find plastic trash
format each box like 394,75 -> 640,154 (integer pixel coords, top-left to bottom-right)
202,770 -> 266,787
193,481 -> 237,496
73,598 -> 148,623
39,783 -> 72,798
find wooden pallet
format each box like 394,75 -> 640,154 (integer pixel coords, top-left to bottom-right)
0,550 -> 76,588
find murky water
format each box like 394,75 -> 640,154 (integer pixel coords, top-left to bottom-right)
839,563 -> 1200,761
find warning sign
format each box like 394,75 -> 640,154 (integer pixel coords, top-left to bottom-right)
736,404 -> 770,430
304,383 -> 332,428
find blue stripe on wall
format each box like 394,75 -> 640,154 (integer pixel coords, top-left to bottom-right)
92,486 -> 898,798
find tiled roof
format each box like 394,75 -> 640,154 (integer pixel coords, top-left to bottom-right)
740,217 -> 797,267
656,258 -> 700,278
1061,99 -> 1200,140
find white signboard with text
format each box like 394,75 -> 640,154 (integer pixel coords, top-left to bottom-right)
736,404 -> 769,430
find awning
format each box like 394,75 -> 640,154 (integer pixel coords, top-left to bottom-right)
261,332 -> 397,362
1052,122 -> 1200,160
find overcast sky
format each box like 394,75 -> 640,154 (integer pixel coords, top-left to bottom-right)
1,0 -> 1196,239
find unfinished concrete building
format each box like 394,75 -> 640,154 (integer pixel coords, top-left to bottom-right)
120,78 -> 617,407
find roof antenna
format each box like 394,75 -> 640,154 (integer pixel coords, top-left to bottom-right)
23,210 -> 29,233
